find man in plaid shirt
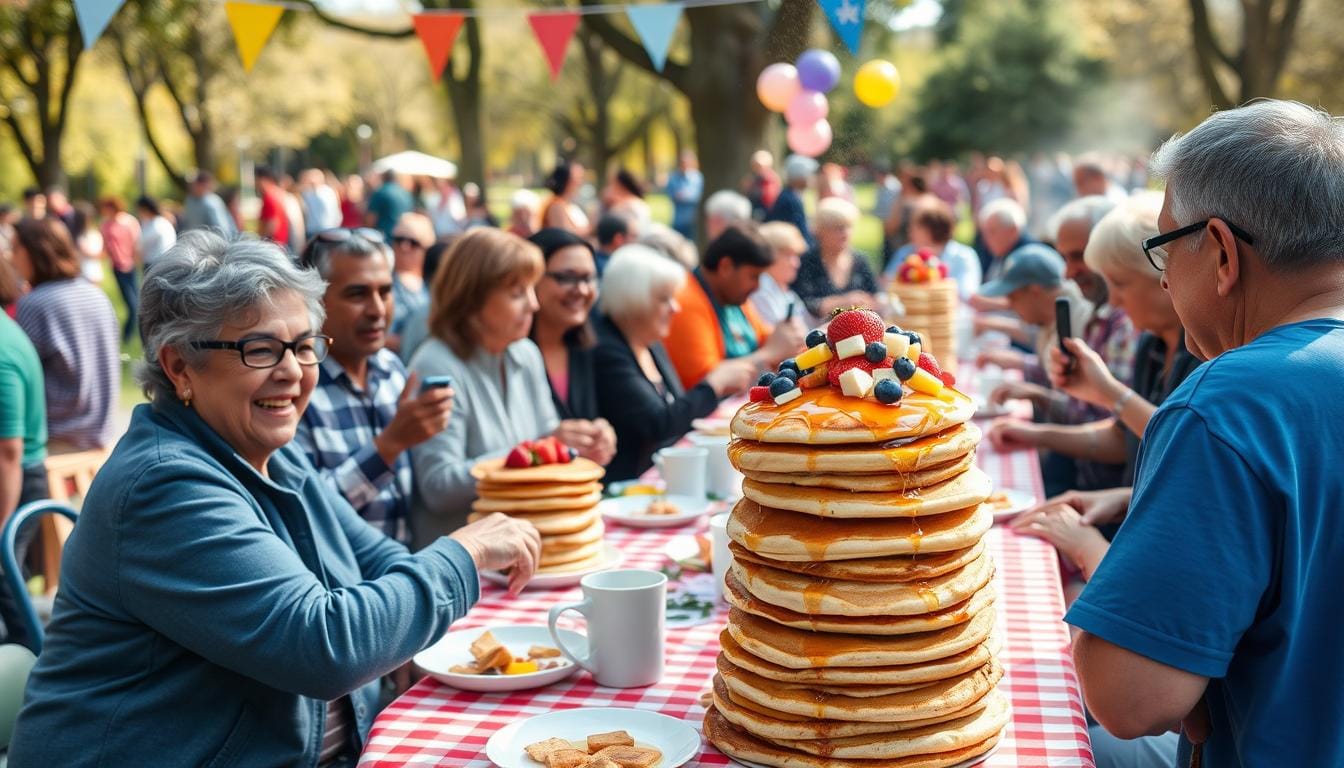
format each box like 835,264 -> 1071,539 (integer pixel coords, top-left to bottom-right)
294,230 -> 453,545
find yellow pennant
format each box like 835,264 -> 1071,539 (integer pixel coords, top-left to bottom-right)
225,1 -> 285,73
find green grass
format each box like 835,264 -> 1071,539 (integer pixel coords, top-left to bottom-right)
98,270 -> 148,411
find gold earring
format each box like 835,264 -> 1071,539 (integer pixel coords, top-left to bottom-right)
181,389 -> 192,407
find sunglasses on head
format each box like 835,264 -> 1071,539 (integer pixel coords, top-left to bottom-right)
392,235 -> 425,248
298,228 -> 385,269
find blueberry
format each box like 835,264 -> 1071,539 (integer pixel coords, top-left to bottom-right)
886,325 -> 903,335
874,378 -> 902,404
894,357 -> 917,381
778,368 -> 799,383
757,371 -> 777,387
805,329 -> 827,349
568,447 -> 579,460
864,341 -> 887,363
779,358 -> 800,374
769,377 -> 796,397
904,331 -> 923,346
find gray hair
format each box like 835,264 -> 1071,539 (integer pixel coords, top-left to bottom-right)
1084,191 -> 1164,277
704,190 -> 751,224
639,222 -> 699,270
600,244 -> 687,323
1150,99 -> 1344,271
303,232 -> 393,280
979,198 -> 1027,231
137,231 -> 328,403
1048,195 -> 1118,242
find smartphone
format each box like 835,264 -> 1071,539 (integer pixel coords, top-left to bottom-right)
1054,296 -> 1076,373
420,374 -> 455,393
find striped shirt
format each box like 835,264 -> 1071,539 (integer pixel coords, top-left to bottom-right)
295,350 -> 412,544
16,279 -> 120,450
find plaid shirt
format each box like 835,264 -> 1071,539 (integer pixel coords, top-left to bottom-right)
295,349 -> 412,544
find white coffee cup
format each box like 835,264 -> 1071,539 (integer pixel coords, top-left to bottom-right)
652,446 -> 708,499
688,433 -> 742,500
708,512 -> 733,602
548,569 -> 667,688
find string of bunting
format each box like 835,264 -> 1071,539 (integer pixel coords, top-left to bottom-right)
70,0 -> 866,77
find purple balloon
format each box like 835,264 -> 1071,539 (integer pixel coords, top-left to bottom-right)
796,49 -> 841,93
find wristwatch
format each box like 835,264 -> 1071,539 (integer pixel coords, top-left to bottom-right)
1112,388 -> 1136,414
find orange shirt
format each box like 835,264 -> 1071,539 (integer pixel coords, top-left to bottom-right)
664,274 -> 771,391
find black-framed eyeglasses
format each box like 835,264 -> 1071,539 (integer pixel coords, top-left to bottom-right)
544,270 -> 598,289
1142,219 -> 1255,272
391,235 -> 424,248
190,333 -> 332,369
299,228 -> 385,269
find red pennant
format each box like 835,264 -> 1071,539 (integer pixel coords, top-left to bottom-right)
412,13 -> 465,82
528,11 -> 580,81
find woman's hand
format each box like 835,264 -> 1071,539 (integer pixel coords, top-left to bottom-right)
1043,486 -> 1131,526
705,358 -> 757,398
588,418 -> 618,466
450,513 -> 542,596
986,419 -> 1041,453
554,419 -> 614,465
1010,503 -> 1110,578
1047,337 -> 1123,408
990,381 -> 1051,408
975,348 -> 1026,371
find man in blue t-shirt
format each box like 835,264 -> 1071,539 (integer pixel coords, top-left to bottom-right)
364,170 -> 415,241
1066,100 -> 1344,766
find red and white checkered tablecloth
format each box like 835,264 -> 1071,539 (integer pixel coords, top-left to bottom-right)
359,370 -> 1095,767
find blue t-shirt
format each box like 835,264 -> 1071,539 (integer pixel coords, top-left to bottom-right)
1066,319 -> 1344,767
367,181 -> 414,240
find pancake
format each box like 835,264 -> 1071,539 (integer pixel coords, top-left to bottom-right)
540,517 -> 605,549
539,538 -> 604,567
725,571 -> 996,636
717,654 -> 1003,722
729,499 -> 992,561
729,423 -> 981,475
725,607 -> 994,669
471,456 -> 605,484
730,386 -> 974,445
468,506 -> 599,536
710,675 -> 993,742
720,631 -> 994,687
728,541 -> 984,583
732,551 -> 994,617
535,548 -> 607,574
705,706 -> 1002,768
474,481 -> 602,499
742,466 -> 992,519
743,452 -> 975,493
471,489 -> 603,514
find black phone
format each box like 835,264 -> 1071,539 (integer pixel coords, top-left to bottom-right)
1055,296 -> 1076,373
420,374 -> 455,393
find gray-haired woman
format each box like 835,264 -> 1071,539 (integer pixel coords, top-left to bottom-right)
10,232 -> 540,768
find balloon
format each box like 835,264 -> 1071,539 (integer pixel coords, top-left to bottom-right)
795,49 -> 841,93
787,119 -> 833,157
785,90 -> 829,126
756,63 -> 801,113
854,59 -> 901,107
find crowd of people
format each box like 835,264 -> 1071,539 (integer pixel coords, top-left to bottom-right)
0,99 -> 1339,767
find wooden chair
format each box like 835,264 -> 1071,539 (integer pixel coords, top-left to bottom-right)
38,450 -> 107,595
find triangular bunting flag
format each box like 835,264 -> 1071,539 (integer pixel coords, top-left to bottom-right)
818,0 -> 867,55
72,0 -> 127,49
225,1 -> 286,73
412,14 -> 465,83
527,11 -> 581,81
625,3 -> 683,73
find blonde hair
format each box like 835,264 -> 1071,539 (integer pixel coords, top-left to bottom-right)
429,228 -> 544,357
814,196 -> 859,230
1084,191 -> 1164,277
600,244 -> 687,323
758,221 -> 808,254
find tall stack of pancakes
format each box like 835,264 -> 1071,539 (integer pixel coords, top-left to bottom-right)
891,278 -> 959,376
704,385 -> 1006,767
470,457 -> 607,575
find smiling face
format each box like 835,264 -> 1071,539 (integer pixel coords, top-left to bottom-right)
535,244 -> 597,335
171,290 -> 319,474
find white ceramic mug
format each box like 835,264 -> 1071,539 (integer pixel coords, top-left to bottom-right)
652,446 -> 708,499
687,434 -> 742,500
548,569 -> 667,688
708,512 -> 733,602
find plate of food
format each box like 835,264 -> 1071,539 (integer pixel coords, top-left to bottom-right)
414,625 -> 582,693
984,488 -> 1037,521
601,495 -> 712,529
486,707 -> 701,768
971,395 -> 1014,420
481,543 -> 624,591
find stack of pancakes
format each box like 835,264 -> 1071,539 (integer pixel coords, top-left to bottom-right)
704,387 -> 1006,767
890,278 -> 959,375
470,457 -> 607,575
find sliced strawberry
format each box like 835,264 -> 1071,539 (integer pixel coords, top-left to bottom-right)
939,371 -> 957,387
535,440 -> 559,465
749,385 -> 771,402
917,352 -> 944,379
505,446 -> 531,469
557,444 -> 574,463
828,355 -> 887,389
825,309 -> 886,348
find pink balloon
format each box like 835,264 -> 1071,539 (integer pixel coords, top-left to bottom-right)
785,90 -> 829,125
756,63 -> 801,113
787,119 -> 833,157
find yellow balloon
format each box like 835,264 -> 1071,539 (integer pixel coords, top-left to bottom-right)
854,59 -> 901,108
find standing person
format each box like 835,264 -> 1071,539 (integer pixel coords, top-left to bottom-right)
817,163 -> 854,203
602,168 -> 652,234
299,169 -> 341,234
70,202 -> 105,284
427,173 -> 466,237
98,195 -> 141,344
1067,100 -> 1344,767
884,167 -> 940,259
666,150 -> 703,240
765,155 -> 817,248
462,183 -> 498,228
254,166 -> 290,247
44,187 -> 77,236
540,161 -> 591,238
365,170 -> 415,241
743,150 -> 781,220
280,175 -> 308,254
180,171 -> 236,236
20,188 -> 46,222
12,219 -> 120,451
506,189 -> 540,240
388,213 -> 435,354
340,173 -> 367,228
135,196 -> 177,273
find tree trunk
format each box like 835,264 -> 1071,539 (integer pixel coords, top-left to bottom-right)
37,132 -> 65,188
443,8 -> 486,197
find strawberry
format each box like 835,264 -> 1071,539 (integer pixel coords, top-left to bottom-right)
939,371 -> 957,387
505,445 -> 531,469
917,352 -> 944,379
828,355 -> 887,389
535,439 -> 559,465
749,385 -> 771,402
825,309 -> 886,348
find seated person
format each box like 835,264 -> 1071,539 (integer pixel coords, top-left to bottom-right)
408,229 -> 614,547
594,245 -> 756,481
792,197 -> 882,317
664,223 -> 804,391
295,229 -> 453,545
750,221 -> 814,327
527,229 -> 602,425
883,199 -> 981,301
9,232 -> 539,766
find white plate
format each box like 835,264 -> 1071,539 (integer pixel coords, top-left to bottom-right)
414,624 -> 582,693
486,707 -> 701,768
482,543 -> 624,590
985,488 -> 1037,521
601,495 -> 711,528
971,396 -> 1014,420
